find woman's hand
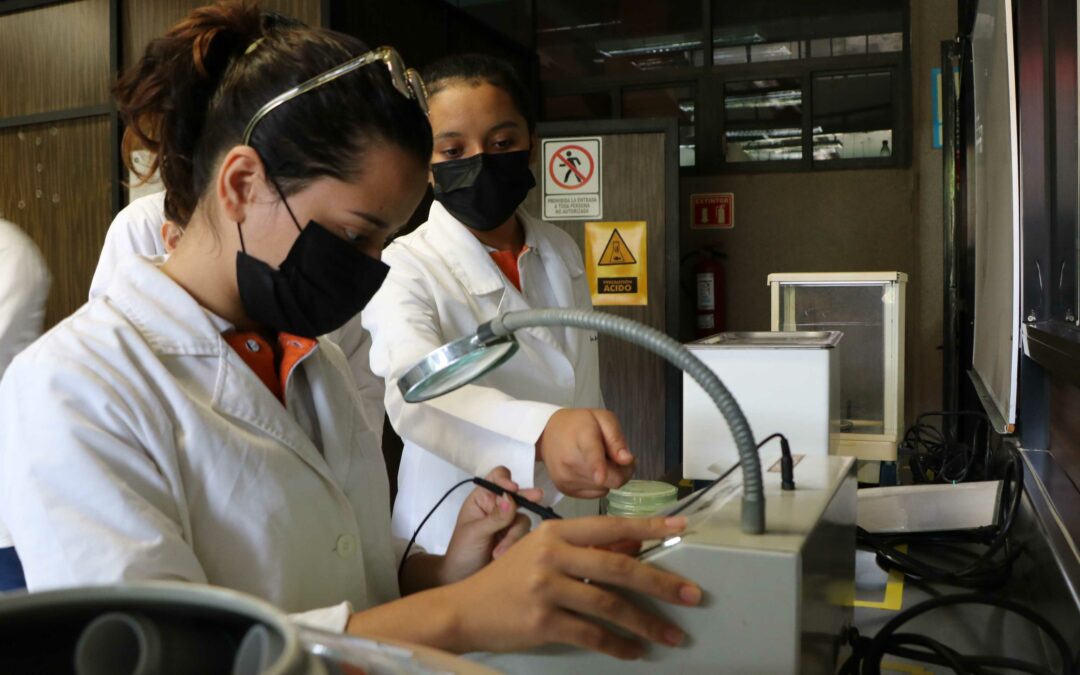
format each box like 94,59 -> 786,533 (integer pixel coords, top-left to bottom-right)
399,467 -> 540,593
443,515 -> 701,660
536,408 -> 636,498
440,466 -> 540,582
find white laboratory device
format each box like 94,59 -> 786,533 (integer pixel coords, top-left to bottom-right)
472,454 -> 857,674
769,272 -> 908,465
682,331 -> 842,480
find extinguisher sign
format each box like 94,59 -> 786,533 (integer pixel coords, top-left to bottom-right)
691,193 -> 734,230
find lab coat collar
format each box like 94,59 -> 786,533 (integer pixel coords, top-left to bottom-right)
105,257 -> 344,490
426,200 -> 558,297
104,256 -> 228,356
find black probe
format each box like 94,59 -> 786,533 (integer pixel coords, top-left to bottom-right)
471,477 -> 563,520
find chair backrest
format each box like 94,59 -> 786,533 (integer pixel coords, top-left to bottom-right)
0,547 -> 26,591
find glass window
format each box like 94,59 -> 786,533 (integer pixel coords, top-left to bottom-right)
749,41 -> 802,63
713,45 -> 748,66
622,85 -> 696,166
868,32 -> 903,53
831,35 -> 867,56
724,79 -> 803,162
544,93 -> 613,122
537,0 -> 704,79
812,71 -> 893,161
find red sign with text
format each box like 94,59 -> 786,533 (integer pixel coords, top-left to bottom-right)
691,193 -> 734,230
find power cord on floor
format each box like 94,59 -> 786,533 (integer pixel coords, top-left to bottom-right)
856,442 -> 1023,589
839,593 -> 1075,675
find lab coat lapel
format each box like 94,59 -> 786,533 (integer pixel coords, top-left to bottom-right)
212,343 -> 340,489
426,202 -> 575,374
107,258 -> 342,498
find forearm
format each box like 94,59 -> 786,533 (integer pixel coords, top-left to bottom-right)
345,585 -> 465,653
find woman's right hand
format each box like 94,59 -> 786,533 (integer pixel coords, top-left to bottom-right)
443,514 -> 701,660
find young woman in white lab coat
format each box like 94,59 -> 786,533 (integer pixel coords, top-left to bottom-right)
0,3 -> 698,660
364,55 -> 635,554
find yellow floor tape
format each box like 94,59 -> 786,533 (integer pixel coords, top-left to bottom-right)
881,662 -> 933,674
852,544 -> 906,610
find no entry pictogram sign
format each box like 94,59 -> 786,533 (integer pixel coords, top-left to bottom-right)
542,137 -> 602,220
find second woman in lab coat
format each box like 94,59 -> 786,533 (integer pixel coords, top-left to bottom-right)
364,55 -> 635,553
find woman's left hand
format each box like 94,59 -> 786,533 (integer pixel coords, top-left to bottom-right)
438,466 -> 541,585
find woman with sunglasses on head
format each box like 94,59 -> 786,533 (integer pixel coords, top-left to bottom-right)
0,2 -> 698,660
363,54 -> 636,556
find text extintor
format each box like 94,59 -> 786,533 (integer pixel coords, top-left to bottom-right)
585,221 -> 648,306
542,137 -> 602,220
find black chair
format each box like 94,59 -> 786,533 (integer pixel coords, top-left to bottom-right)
0,547 -> 26,591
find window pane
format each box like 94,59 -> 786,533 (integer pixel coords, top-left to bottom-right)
711,0 -> 903,63
713,45 -> 748,65
538,0 -> 704,79
544,93 -> 613,122
809,38 -> 831,58
812,71 -> 893,160
749,41 -> 801,63
622,85 -> 696,167
724,79 -> 803,162
867,32 -> 903,53
831,35 -> 867,55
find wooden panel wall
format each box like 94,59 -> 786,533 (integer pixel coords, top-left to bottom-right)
0,116 -> 112,327
525,132 -> 670,480
0,0 -> 111,118
123,0 -> 322,67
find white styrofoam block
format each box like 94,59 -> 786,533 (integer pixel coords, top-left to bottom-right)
857,481 -> 1002,533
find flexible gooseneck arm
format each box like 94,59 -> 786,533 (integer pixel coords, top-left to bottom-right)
486,308 -> 765,535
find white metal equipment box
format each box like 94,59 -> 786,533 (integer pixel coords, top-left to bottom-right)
472,454 -> 857,674
683,331 -> 841,481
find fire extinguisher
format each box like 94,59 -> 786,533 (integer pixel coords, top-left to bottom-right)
682,247 -> 726,338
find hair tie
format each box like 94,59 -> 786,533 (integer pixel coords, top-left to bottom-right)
244,37 -> 265,56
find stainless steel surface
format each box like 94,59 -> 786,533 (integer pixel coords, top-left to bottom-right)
692,330 -> 843,348
398,332 -> 518,403
473,455 -> 857,673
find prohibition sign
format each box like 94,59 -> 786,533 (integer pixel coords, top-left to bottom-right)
548,144 -> 595,190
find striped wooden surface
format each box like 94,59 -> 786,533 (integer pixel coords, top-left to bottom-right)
0,116 -> 112,328
0,0 -> 111,118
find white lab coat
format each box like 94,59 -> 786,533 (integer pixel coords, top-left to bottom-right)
87,191 -> 385,445
0,219 -> 51,548
363,202 -> 602,554
0,257 -> 398,630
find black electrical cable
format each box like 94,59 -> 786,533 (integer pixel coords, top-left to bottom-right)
902,411 -> 995,484
398,478 -> 474,581
665,432 -> 792,519
397,476 -> 563,581
839,593 -> 1075,675
857,442 -> 1024,589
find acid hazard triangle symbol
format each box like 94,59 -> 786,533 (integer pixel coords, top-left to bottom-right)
598,229 -> 637,266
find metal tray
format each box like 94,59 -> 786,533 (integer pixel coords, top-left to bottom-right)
690,330 -> 843,349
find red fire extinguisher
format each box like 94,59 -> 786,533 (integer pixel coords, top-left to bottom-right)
684,248 -> 726,338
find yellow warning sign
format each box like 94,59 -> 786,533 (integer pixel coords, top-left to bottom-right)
585,221 -> 647,306
598,229 -> 637,265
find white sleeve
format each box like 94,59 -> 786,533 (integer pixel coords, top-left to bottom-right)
362,254 -> 559,487
0,225 -> 50,377
0,352 -> 208,590
89,193 -> 167,299
288,601 -> 354,633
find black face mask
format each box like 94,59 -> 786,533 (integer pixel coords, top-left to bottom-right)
235,206 -> 389,339
431,150 -> 536,232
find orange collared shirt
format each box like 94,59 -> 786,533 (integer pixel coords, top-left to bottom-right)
223,331 -> 318,405
489,245 -> 529,292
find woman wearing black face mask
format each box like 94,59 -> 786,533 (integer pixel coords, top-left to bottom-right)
0,3 -> 700,660
363,55 -> 637,557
